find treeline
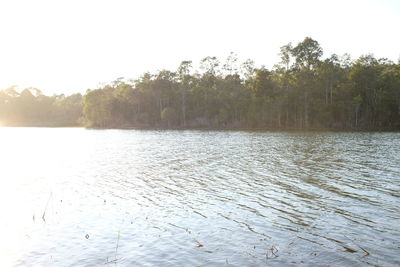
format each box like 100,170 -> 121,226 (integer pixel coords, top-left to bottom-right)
0,87 -> 82,126
1,37 -> 400,130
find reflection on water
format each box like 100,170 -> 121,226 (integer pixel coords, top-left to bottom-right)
0,128 -> 399,266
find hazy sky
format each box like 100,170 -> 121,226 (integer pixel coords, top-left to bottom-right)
0,0 -> 399,95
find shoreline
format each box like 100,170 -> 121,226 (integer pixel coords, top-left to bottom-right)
1,123 -> 399,132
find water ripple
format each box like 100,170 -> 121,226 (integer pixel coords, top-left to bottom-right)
0,128 -> 399,266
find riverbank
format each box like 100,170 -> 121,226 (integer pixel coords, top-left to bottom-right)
1,122 -> 81,128
2,123 -> 399,132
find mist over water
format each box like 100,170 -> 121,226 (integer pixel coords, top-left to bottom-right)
0,128 -> 399,266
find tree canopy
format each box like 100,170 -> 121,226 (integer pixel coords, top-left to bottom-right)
1,37 -> 399,130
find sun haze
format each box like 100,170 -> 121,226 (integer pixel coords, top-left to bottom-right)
0,0 -> 399,95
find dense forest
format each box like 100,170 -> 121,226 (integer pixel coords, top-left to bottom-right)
1,37 -> 399,130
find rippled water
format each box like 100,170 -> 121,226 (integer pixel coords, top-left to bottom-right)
0,128 -> 399,266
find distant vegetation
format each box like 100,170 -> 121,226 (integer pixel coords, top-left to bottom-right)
0,87 -> 82,127
1,37 -> 399,130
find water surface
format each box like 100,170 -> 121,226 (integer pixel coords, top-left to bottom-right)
0,128 -> 399,266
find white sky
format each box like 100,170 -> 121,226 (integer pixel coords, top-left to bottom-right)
0,0 -> 399,95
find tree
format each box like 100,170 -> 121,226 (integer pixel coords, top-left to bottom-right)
291,37 -> 323,128
223,52 -> 239,76
161,107 -> 178,127
177,60 -> 192,127
2,37 -> 399,130
279,43 -> 293,70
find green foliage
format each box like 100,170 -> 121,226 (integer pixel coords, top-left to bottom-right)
1,37 -> 400,130
0,87 -> 82,126
218,108 -> 229,125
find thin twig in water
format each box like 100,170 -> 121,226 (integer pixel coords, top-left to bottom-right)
42,192 -> 52,222
105,230 -> 121,265
193,238 -> 203,247
266,245 -> 279,259
105,258 -> 120,264
115,230 -> 120,259
344,235 -> 370,257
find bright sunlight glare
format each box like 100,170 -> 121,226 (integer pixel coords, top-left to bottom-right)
0,0 -> 399,95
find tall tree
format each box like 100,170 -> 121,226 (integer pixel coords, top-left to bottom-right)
177,60 -> 192,126
291,37 -> 323,128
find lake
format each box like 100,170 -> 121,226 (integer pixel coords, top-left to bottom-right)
0,128 -> 399,266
